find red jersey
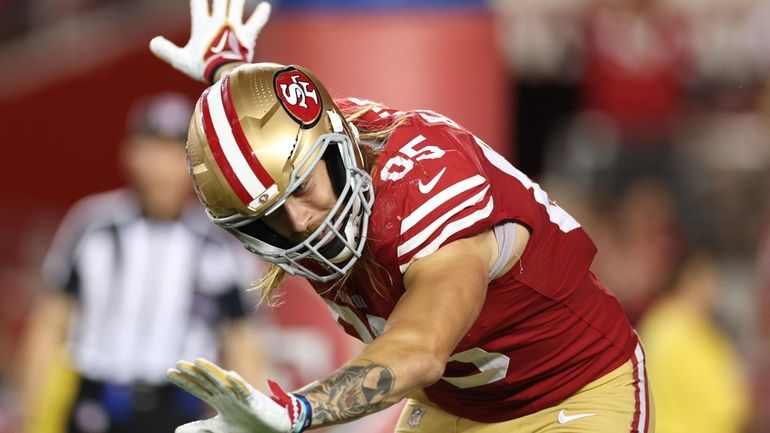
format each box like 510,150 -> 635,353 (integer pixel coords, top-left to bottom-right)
308,98 -> 638,422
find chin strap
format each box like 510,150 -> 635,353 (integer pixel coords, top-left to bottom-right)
269,380 -> 312,433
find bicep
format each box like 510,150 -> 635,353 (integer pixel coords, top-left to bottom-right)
390,229 -> 498,358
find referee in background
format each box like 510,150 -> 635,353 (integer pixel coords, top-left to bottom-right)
17,93 -> 267,433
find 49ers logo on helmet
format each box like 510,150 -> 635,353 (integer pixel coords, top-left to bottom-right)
274,67 -> 322,128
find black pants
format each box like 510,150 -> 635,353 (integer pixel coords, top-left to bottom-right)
66,378 -> 204,433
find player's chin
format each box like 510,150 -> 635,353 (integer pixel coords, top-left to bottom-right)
318,236 -> 362,267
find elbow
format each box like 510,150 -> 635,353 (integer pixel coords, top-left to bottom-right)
370,328 -> 453,391
423,357 -> 446,387
407,350 -> 447,389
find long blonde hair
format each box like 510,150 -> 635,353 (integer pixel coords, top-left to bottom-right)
254,103 -> 406,306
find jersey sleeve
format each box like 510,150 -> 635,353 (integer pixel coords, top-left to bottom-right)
371,116 -> 496,274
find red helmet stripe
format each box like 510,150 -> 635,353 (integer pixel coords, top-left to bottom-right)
220,74 -> 276,190
200,86 -> 253,204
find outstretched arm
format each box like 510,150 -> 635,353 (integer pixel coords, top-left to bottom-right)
165,229 -> 499,433
295,229 -> 496,427
149,0 -> 270,83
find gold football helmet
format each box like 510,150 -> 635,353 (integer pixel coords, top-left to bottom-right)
186,63 -> 374,281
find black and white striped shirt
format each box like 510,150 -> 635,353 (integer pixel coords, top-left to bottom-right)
42,188 -> 260,385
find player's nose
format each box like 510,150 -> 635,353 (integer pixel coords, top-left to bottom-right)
283,199 -> 315,236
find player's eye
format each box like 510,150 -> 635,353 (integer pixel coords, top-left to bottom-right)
292,179 -> 309,196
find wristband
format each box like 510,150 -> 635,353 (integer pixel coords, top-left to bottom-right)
268,380 -> 312,433
291,394 -> 312,433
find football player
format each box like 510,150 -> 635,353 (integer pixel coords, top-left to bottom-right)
148,1 -> 654,432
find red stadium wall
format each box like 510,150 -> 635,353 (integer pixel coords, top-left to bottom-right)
256,10 -> 511,159
0,9 -> 510,215
0,52 -> 203,212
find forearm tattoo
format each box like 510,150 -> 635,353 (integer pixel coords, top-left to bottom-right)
302,360 -> 395,425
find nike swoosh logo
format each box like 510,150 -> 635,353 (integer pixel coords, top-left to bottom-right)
557,409 -> 596,424
210,30 -> 229,54
418,167 -> 446,194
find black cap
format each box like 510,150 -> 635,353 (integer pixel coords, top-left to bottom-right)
127,92 -> 194,142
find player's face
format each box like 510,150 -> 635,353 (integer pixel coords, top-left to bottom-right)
262,159 -> 337,243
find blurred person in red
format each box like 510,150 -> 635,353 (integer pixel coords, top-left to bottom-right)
17,92 -> 266,433
582,0 -> 690,198
639,249 -> 749,433
591,177 -> 684,325
142,1 -> 654,433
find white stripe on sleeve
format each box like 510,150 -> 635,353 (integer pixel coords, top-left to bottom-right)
398,185 -> 490,258
399,196 -> 494,273
400,175 -> 486,233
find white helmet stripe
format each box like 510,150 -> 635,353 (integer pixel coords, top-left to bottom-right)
203,78 -> 271,203
220,74 -> 277,191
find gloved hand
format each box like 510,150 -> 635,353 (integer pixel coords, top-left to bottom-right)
149,0 -> 271,83
166,358 -> 311,433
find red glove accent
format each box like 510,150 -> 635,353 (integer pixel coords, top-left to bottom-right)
201,26 -> 249,83
268,380 -> 292,406
268,380 -> 305,431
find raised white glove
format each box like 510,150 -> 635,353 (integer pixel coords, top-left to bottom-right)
166,358 -> 311,433
150,0 -> 271,83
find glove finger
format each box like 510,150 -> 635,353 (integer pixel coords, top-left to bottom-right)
245,2 -> 271,36
194,358 -> 237,397
229,0 -> 246,24
190,0 -> 209,32
176,360 -> 221,397
149,36 -> 183,64
212,0 -> 227,18
226,370 -> 252,402
190,0 -> 209,18
166,368 -> 213,402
